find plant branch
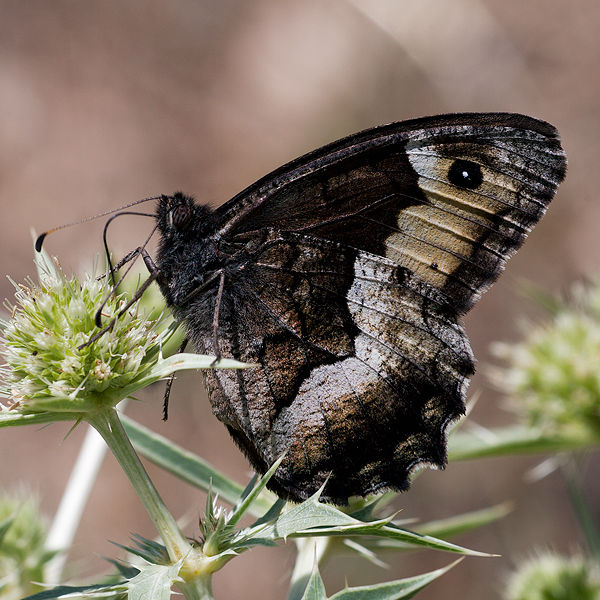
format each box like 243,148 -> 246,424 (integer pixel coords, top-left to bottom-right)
87,406 -> 192,563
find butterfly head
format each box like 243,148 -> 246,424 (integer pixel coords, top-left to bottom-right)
156,192 -> 214,240
154,192 -> 219,310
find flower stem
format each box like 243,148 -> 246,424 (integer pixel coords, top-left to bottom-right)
177,576 -> 214,600
87,406 -> 192,562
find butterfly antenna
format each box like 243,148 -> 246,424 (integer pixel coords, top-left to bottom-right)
34,195 -> 162,252
101,211 -> 156,288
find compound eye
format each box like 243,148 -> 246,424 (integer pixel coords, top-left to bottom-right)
171,205 -> 192,229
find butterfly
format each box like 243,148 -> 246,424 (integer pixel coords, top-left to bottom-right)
150,112 -> 567,504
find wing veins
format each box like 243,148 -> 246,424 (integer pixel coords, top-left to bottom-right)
247,270 -> 470,369
357,212 -> 505,271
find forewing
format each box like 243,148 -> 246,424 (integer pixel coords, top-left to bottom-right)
214,113 -> 567,314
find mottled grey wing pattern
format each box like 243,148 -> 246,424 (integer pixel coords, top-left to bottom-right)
156,113 -> 567,504
198,233 -> 473,502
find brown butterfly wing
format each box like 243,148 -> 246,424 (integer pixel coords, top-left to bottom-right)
161,113 -> 566,503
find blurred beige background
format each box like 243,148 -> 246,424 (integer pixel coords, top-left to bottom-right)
0,1 -> 597,599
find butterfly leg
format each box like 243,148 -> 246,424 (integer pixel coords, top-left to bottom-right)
81,265 -> 160,348
94,247 -> 164,328
94,247 -> 142,295
109,247 -> 143,271
140,248 -> 161,279
162,337 -> 189,421
211,270 -> 226,366
138,249 -> 192,420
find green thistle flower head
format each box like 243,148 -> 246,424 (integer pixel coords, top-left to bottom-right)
0,258 -> 166,413
489,277 -> 600,438
505,553 -> 600,600
0,489 -> 53,600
